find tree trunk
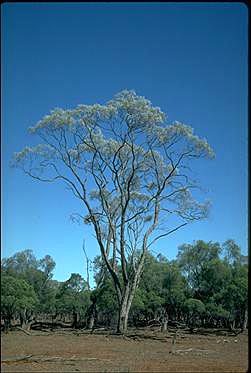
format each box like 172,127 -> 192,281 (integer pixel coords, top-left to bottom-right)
240,308 -> 248,331
117,302 -> 130,333
243,309 -> 248,329
72,311 -> 79,329
86,296 -> 97,330
161,312 -> 168,332
20,311 -> 33,331
87,313 -> 95,330
116,254 -> 147,334
161,320 -> 168,332
229,318 -> 235,331
4,316 -> 11,333
117,285 -> 131,333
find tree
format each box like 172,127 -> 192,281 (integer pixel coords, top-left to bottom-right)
2,250 -> 56,316
94,275 -> 118,328
177,240 -> 248,330
1,249 -> 39,277
13,90 -> 214,332
131,253 -> 168,328
55,273 -> 90,328
183,298 -> 206,331
1,274 -> 38,331
222,239 -> 241,265
177,240 -> 221,298
211,260 -> 248,330
161,261 -> 187,326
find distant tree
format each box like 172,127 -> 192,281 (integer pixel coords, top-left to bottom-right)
131,253 -> 166,326
223,239 -> 241,264
177,240 -> 222,298
1,275 -> 38,331
183,298 -> 206,331
1,249 -> 39,277
12,91 -> 214,332
39,254 -> 56,280
1,250 -> 56,315
131,254 -> 187,331
198,258 -> 232,304
162,261 -> 187,325
178,240 -> 248,331
55,273 -> 90,328
212,262 -> 248,330
94,276 -> 118,328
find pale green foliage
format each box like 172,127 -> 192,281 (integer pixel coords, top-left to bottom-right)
13,90 -> 214,168
223,239 -> 241,264
12,90 -> 215,278
149,121 -> 214,159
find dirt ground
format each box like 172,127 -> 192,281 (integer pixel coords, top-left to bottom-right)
1,328 -> 248,372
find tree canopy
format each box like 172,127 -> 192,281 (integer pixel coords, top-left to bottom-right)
12,91 -> 215,332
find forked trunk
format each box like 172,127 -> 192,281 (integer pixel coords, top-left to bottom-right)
20,310 -> 33,331
161,315 -> 168,332
116,255 -> 147,334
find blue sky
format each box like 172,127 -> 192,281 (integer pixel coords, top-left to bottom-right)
2,3 -> 248,284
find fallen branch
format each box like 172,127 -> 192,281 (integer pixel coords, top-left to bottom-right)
15,327 -> 32,336
173,348 -> 213,354
2,355 -> 33,363
2,355 -> 111,364
30,356 -> 111,363
124,334 -> 170,342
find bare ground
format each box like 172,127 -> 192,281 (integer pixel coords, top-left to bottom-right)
1,328 -> 248,372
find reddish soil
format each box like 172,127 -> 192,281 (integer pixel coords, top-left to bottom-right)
1,328 -> 248,372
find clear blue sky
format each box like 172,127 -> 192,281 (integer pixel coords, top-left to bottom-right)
2,3 -> 248,283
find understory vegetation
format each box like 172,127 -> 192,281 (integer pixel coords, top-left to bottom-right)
1,239 -> 248,334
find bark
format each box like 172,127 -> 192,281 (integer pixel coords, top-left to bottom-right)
3,317 -> 11,333
159,308 -> 168,332
16,326 -> 32,335
161,315 -> 168,332
243,309 -> 248,329
117,284 -> 130,333
228,319 -> 235,331
86,299 -> 97,330
116,269 -> 144,333
22,320 -> 33,331
87,313 -> 95,330
20,311 -> 34,331
240,308 -> 248,331
72,311 -> 80,329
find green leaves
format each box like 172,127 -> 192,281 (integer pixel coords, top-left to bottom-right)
1,275 -> 38,317
184,298 -> 206,315
55,273 -> 90,315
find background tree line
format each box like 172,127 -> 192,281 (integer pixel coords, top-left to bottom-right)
1,239 -> 248,333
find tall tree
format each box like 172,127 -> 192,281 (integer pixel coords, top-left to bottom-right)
13,90 -> 214,332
